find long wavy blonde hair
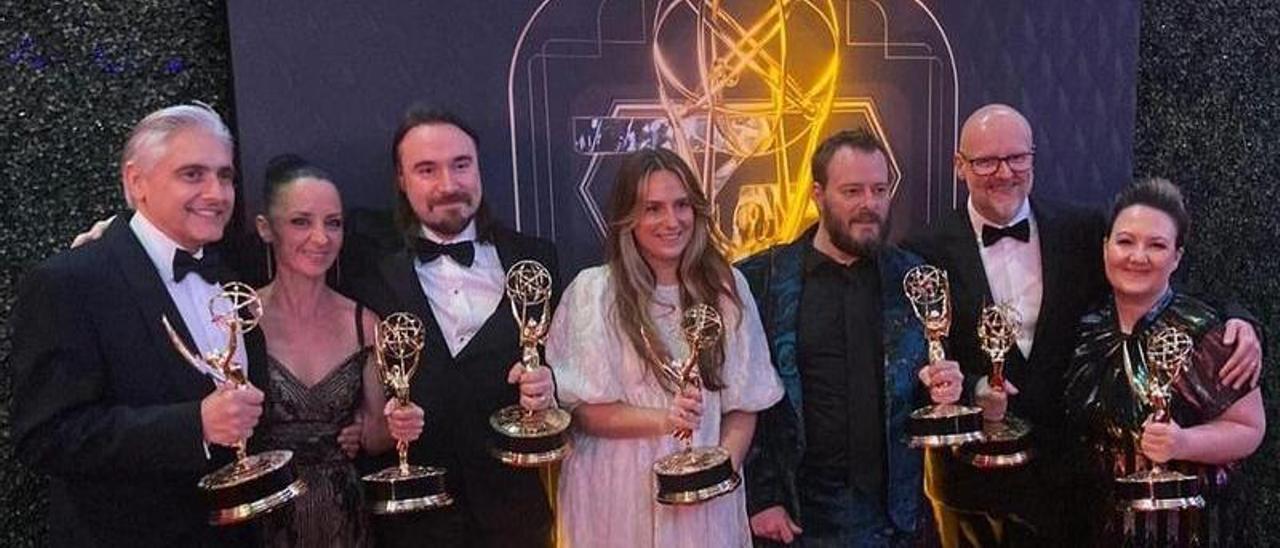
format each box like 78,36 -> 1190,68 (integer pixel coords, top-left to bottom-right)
605,148 -> 741,392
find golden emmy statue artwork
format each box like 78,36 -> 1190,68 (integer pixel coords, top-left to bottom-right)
489,260 -> 572,466
162,281 -> 306,526
362,312 -> 453,514
651,303 -> 741,505
902,265 -> 985,448
957,303 -> 1034,468
1115,326 -> 1204,512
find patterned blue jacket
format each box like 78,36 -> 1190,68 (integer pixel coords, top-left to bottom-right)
737,230 -> 928,533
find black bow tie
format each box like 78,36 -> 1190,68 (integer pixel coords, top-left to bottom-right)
172,248 -> 226,283
981,219 -> 1031,247
414,238 -> 475,267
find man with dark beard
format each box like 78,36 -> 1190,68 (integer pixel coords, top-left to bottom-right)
348,107 -> 559,547
739,128 -> 962,546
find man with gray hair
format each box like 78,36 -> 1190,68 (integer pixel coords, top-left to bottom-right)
11,104 -> 266,547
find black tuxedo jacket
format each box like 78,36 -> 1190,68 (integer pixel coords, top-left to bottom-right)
10,214 -> 267,547
350,225 -> 558,538
904,200 -> 1108,515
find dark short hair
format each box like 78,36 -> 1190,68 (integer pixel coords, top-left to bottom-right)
1108,177 -> 1191,248
810,128 -> 890,186
389,105 -> 494,242
262,153 -> 333,215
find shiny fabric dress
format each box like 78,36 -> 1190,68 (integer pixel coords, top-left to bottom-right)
258,336 -> 373,547
1064,292 -> 1250,547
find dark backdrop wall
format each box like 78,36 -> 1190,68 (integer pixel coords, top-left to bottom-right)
1,1 -> 1276,546
225,0 -> 1139,274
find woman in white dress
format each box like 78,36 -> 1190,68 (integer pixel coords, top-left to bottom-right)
546,148 -> 784,547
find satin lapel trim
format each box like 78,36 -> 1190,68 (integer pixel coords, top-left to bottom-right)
492,228 -> 516,273
455,232 -> 517,363
105,216 -> 212,400
1027,201 -> 1062,364
950,210 -> 995,304
384,251 -> 451,359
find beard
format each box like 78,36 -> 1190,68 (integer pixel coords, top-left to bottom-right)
422,193 -> 477,236
824,208 -> 886,259
424,213 -> 471,237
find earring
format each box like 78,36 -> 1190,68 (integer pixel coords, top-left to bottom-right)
265,245 -> 275,281
332,256 -> 342,288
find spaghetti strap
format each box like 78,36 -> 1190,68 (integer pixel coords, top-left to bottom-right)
354,302 -> 366,348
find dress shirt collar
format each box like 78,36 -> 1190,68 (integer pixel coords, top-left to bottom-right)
129,211 -> 203,282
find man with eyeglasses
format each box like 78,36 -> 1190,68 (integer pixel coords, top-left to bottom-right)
904,103 -> 1262,546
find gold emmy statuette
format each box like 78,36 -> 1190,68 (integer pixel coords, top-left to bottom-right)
652,304 -> 741,505
489,260 -> 572,466
1114,326 -> 1205,512
161,281 -> 306,526
362,313 -> 453,514
957,303 -> 1034,468
902,265 -> 985,448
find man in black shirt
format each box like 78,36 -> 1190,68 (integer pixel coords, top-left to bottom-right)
798,249 -> 885,499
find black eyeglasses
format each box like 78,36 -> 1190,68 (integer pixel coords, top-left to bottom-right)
960,151 -> 1035,176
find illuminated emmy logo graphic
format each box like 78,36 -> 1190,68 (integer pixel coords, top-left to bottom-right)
509,0 -> 958,260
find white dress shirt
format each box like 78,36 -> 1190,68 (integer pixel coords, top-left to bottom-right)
967,198 -> 1043,358
130,212 -> 248,374
415,221 -> 505,357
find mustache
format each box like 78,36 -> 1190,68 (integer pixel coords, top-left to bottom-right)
429,192 -> 473,208
850,210 -> 883,224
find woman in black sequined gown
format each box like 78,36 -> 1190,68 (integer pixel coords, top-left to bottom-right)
253,155 -> 426,547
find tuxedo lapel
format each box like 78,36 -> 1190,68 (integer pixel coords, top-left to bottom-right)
493,229 -> 517,273
380,250 -> 451,358
1027,201 -> 1065,365
945,210 -> 994,303
454,301 -> 513,364
940,211 -> 995,354
103,215 -> 211,401
454,233 -> 520,363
